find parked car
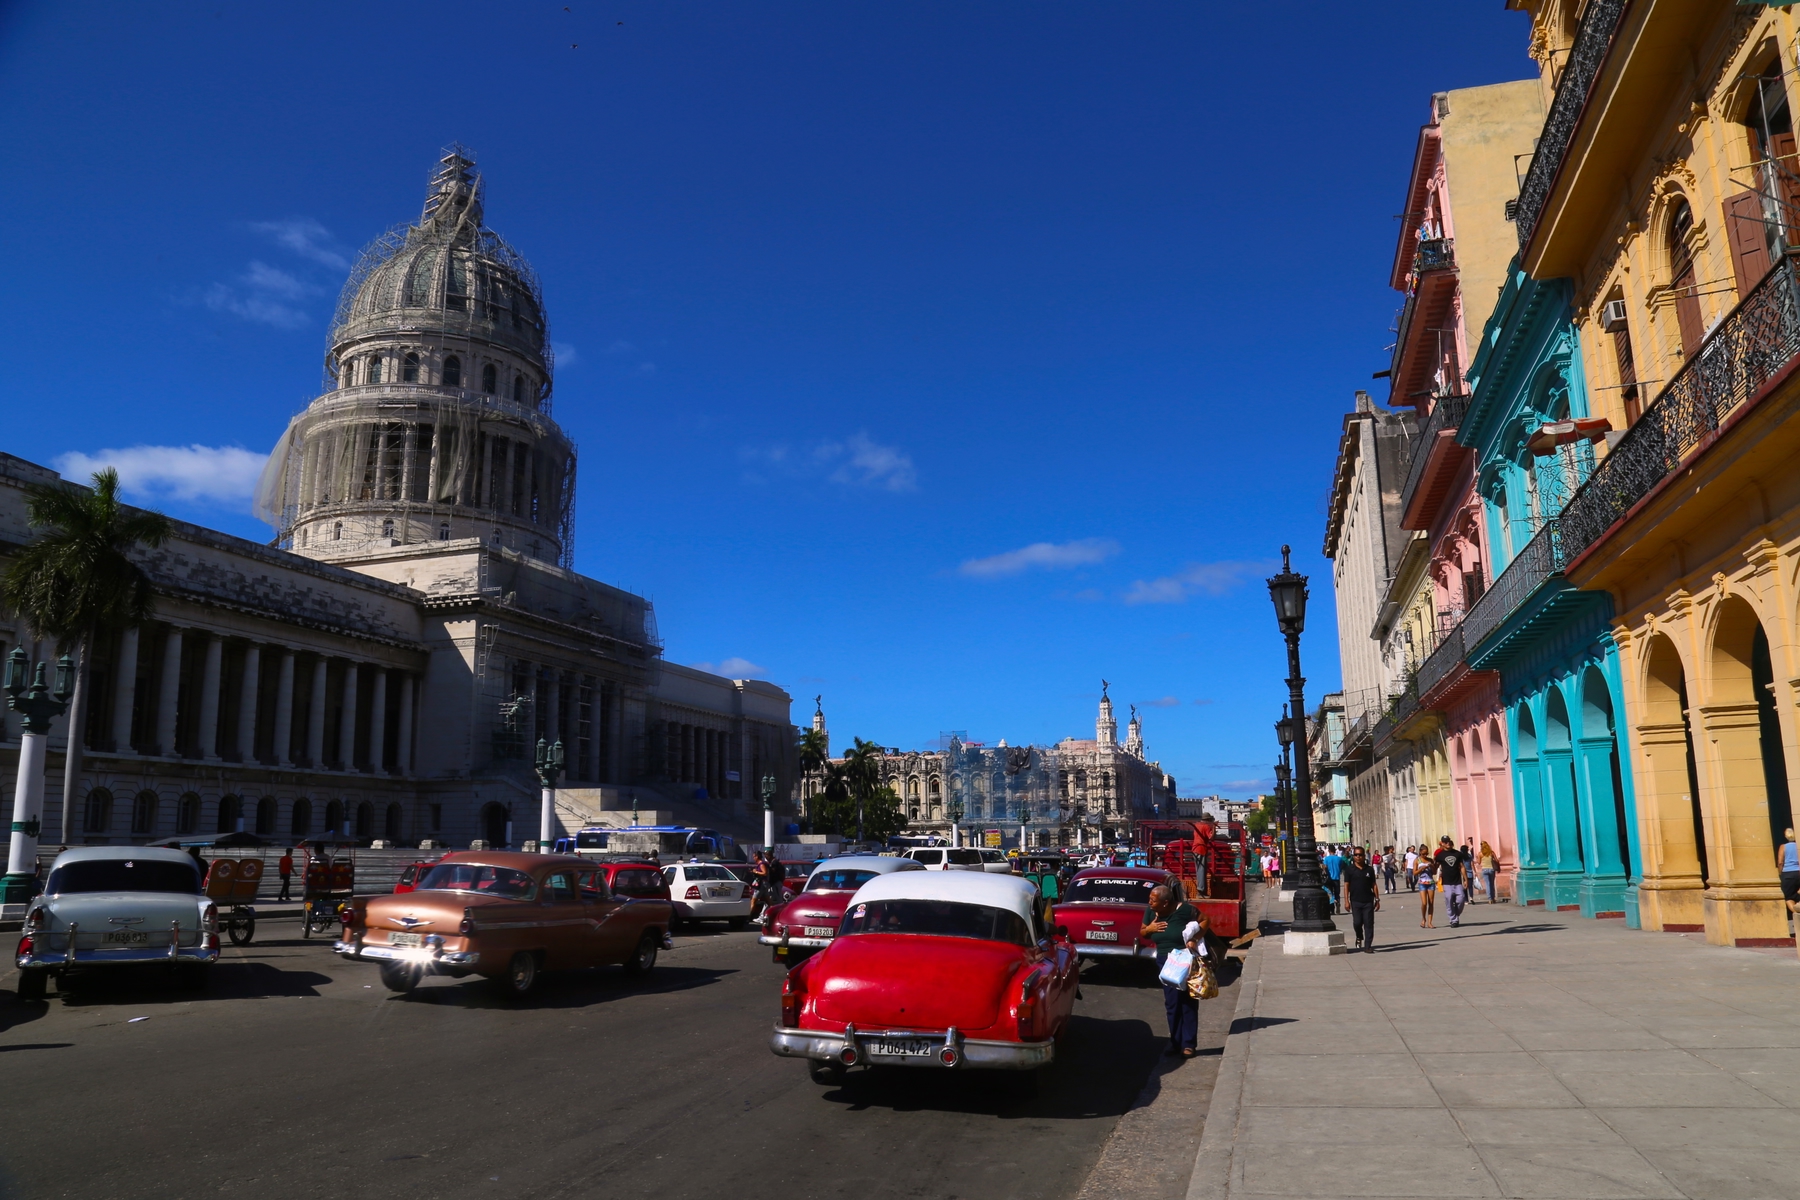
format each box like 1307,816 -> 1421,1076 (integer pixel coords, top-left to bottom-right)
777,860 -> 816,900
898,847 -> 986,871
335,851 -> 673,997
662,861 -> 753,928
758,855 -> 924,965
593,859 -> 671,901
976,848 -> 1012,874
393,855 -> 447,893
1050,866 -> 1179,966
771,871 -> 1078,1083
14,847 -> 221,999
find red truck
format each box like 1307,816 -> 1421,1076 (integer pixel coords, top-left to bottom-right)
1134,818 -> 1248,938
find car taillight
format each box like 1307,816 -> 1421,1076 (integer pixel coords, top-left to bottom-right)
339,904 -> 356,930
16,935 -> 32,958
780,975 -> 802,1027
201,904 -> 219,934
24,906 -> 45,931
459,907 -> 474,936
1016,969 -> 1046,1039
684,885 -> 702,900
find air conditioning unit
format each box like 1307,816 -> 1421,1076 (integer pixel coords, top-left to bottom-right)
1601,299 -> 1629,332
1503,199 -> 1519,222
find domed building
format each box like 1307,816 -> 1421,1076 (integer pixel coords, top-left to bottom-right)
0,149 -> 794,858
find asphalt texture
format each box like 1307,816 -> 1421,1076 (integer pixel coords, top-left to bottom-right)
0,915 -> 1204,1200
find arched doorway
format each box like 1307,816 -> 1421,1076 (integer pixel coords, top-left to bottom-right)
481,802 -> 509,848
1541,687 -> 1584,908
325,799 -> 345,837
1636,634 -> 1708,930
385,803 -> 403,843
217,794 -> 242,834
1575,665 -> 1631,916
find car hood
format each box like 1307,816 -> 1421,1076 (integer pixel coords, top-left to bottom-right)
808,934 -> 1026,1032
36,891 -> 207,933
773,891 -> 855,928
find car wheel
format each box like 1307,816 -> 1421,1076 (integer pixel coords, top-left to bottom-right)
623,930 -> 659,977
379,962 -> 423,993
497,951 -> 539,998
728,916 -> 749,931
808,1060 -> 846,1086
300,906 -> 313,939
15,970 -> 48,1001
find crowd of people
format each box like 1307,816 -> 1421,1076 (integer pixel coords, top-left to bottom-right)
1249,835 -> 1504,952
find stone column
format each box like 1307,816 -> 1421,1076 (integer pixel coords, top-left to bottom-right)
197,635 -> 223,761
501,438 -> 516,516
111,626 -> 139,754
339,663 -> 359,771
273,651 -> 296,767
236,644 -> 261,763
399,424 -> 417,506
156,626 -> 183,757
368,668 -> 387,774
545,671 -> 560,753
1696,700 -> 1786,944
307,658 -> 328,768
396,672 -> 414,776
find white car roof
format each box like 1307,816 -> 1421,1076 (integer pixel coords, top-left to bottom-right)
50,846 -> 198,867
850,868 -> 1040,925
812,855 -> 922,875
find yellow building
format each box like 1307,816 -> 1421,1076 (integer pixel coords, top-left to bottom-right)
1512,0 -> 1800,946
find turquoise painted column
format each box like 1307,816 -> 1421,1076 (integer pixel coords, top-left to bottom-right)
1540,752 -> 1586,909
1574,732 -> 1629,918
1509,702 -> 1549,906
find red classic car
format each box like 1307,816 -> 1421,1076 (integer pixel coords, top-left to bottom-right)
336,851 -> 674,997
771,871 -> 1078,1082
393,855 -> 446,893
1051,866 -> 1180,967
591,858 -> 671,901
758,855 -> 924,965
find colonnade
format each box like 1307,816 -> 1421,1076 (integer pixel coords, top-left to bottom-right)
101,623 -> 417,775
663,719 -> 733,800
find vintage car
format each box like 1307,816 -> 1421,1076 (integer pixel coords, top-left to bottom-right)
758,855 -> 924,964
335,851 -> 673,997
593,858 -> 670,901
1050,866 -> 1180,966
898,847 -> 987,871
771,871 -> 1078,1082
661,861 -> 753,928
14,847 -> 222,999
393,855 -> 446,893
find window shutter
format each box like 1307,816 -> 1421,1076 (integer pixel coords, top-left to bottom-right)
1725,191 -> 1772,295
1672,261 -> 1703,358
1768,131 -> 1800,234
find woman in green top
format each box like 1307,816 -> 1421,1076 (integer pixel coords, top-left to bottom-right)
1142,885 -> 1201,1057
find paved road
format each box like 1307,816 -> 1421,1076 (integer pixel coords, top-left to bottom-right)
0,918 -> 1198,1200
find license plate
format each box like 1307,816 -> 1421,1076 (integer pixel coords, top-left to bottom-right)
870,1037 -> 934,1058
388,932 -> 423,947
803,926 -> 834,937
1085,930 -> 1119,942
103,930 -> 149,945
708,886 -> 732,898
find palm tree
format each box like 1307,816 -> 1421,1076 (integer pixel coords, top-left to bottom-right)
842,737 -> 887,844
1,468 -> 172,844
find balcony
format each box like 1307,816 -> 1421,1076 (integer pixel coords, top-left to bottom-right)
1389,242 -> 1462,408
1414,237 -> 1454,273
1414,623 -> 1465,702
1513,0 -> 1627,255
1398,391 -> 1472,530
1560,252 -> 1800,565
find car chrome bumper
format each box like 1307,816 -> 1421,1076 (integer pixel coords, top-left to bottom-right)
769,1024 -> 1054,1071
17,945 -> 220,970
332,940 -> 481,969
757,934 -> 833,948
1073,943 -> 1156,959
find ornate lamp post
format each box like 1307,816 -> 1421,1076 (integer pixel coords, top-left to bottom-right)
1275,707 -> 1295,876
4,649 -> 74,906
947,793 -> 964,848
1273,758 -> 1292,879
760,773 -> 777,852
1268,546 -> 1340,951
534,737 -> 565,849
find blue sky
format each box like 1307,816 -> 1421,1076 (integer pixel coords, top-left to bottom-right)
0,3 -> 1535,798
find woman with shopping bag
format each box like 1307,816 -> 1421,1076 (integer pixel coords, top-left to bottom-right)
1142,885 -> 1202,1058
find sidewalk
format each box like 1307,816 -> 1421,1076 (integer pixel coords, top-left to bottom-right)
1189,893 -> 1800,1200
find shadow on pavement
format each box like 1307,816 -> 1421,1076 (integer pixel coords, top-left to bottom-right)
44,960 -> 333,1006
395,964 -> 736,1009
0,1042 -> 72,1052
1227,1016 -> 1296,1035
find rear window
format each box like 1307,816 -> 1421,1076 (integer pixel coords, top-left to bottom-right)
782,862 -> 812,879
47,858 -> 200,895
1065,876 -> 1159,905
417,863 -> 535,898
679,864 -> 734,881
575,831 -> 609,849
840,899 -> 1032,945
946,849 -> 982,866
908,850 -> 943,864
806,869 -> 878,891
612,869 -> 660,894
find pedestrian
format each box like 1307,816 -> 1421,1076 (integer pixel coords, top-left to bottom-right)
1777,827 -> 1799,927
1340,845 -> 1380,952
1434,836 -> 1469,927
1141,884 -> 1201,1058
1478,841 -> 1499,905
1322,845 -> 1343,913
1460,841 -> 1478,901
750,851 -> 775,918
1417,857 -> 1437,927
1265,850 -> 1281,890
1403,844 -> 1419,891
277,847 -> 294,902
1381,844 -> 1398,894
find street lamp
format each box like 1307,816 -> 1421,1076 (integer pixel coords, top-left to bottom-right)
1268,545 -> 1338,948
947,794 -> 964,848
1275,707 -> 1295,877
1273,758 -> 1292,878
534,737 -> 565,849
760,773 -> 777,852
4,649 -> 75,906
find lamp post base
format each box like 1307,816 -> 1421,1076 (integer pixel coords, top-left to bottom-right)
1,873 -> 36,906
1284,929 -> 1347,956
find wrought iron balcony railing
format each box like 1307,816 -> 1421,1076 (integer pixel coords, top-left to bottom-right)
1399,391 -> 1471,519
1414,622 -> 1465,701
1414,237 -> 1455,273
1460,520 -> 1567,655
1560,253 -> 1800,562
1514,0 -> 1627,253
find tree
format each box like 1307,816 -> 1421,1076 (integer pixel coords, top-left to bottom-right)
841,737 -> 887,843
858,784 -> 909,842
795,725 -> 829,779
1244,793 -> 1279,837
1,468 -> 172,844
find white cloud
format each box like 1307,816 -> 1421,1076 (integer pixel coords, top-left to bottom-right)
741,432 -> 916,492
55,445 -> 269,508
552,342 -> 579,366
690,656 -> 768,679
1123,560 -> 1268,605
1140,696 -> 1181,708
248,218 -> 350,270
204,260 -> 322,329
959,538 -> 1120,579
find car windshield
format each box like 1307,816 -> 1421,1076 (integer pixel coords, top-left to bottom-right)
681,864 -> 734,881
840,899 -> 1032,945
46,858 -> 201,895
947,849 -> 982,865
909,850 -> 943,864
575,832 -> 609,848
1065,876 -> 1158,905
416,863 -> 536,898
806,868 -> 879,891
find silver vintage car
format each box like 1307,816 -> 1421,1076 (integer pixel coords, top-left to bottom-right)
14,846 -> 222,999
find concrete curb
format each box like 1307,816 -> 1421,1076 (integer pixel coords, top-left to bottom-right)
1183,921 -> 1264,1200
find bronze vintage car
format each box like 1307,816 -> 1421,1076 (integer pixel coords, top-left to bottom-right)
334,851 -> 674,997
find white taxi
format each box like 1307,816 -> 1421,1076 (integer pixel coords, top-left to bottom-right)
662,861 -> 754,929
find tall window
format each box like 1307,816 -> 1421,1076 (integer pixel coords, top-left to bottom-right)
218,794 -> 242,834
438,522 -> 451,541
332,521 -> 343,541
513,375 -> 525,404
382,518 -> 395,540
291,798 -> 312,837
367,356 -> 383,385
131,790 -> 158,835
443,356 -> 462,387
176,793 -> 201,834
256,797 -> 277,836
1668,200 -> 1703,358
1613,321 -> 1641,426
83,788 -> 114,834
403,352 -> 420,383
482,363 -> 497,394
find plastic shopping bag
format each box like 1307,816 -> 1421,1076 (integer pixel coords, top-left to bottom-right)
1158,948 -> 1194,988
